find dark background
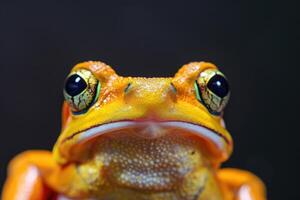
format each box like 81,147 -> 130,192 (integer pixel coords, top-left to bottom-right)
0,1 -> 299,199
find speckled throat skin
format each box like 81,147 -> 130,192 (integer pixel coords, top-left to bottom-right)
75,128 -> 223,200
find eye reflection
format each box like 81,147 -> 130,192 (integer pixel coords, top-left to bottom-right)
65,74 -> 87,97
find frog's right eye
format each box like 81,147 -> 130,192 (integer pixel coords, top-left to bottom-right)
63,69 -> 100,114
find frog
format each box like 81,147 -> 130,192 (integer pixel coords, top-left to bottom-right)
2,61 -> 266,200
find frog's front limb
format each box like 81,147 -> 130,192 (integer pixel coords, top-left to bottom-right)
2,150 -> 90,200
217,168 -> 267,200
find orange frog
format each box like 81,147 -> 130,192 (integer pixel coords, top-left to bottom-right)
2,61 -> 267,200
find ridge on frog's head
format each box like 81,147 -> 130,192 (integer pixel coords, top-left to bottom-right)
53,61 -> 232,193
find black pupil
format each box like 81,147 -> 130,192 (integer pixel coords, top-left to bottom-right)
207,74 -> 229,98
65,74 -> 87,96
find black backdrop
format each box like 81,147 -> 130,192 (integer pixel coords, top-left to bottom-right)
0,1 -> 299,199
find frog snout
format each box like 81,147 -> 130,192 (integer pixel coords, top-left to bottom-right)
124,78 -> 176,109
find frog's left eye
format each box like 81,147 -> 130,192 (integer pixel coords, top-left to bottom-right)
63,69 -> 100,114
195,68 -> 230,115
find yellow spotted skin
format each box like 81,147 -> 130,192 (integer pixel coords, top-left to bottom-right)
2,61 -> 267,200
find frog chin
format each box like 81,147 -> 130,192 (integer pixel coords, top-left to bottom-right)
69,120 -> 226,192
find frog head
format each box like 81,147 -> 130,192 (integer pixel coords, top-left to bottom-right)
53,61 -> 232,194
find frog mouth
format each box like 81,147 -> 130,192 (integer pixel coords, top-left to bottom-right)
66,120 -> 229,154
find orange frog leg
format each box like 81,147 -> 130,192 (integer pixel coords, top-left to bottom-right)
2,150 -> 89,200
218,168 -> 267,200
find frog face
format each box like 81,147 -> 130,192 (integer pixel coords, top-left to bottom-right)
53,61 -> 232,193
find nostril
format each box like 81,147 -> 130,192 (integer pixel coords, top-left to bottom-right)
168,83 -> 177,103
124,83 -> 132,94
170,83 -> 177,94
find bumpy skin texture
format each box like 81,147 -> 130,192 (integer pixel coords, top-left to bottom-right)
2,61 -> 267,200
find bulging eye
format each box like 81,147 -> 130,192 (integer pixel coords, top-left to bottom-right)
195,68 -> 230,115
63,69 -> 100,114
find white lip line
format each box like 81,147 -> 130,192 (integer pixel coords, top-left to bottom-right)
77,121 -> 226,151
